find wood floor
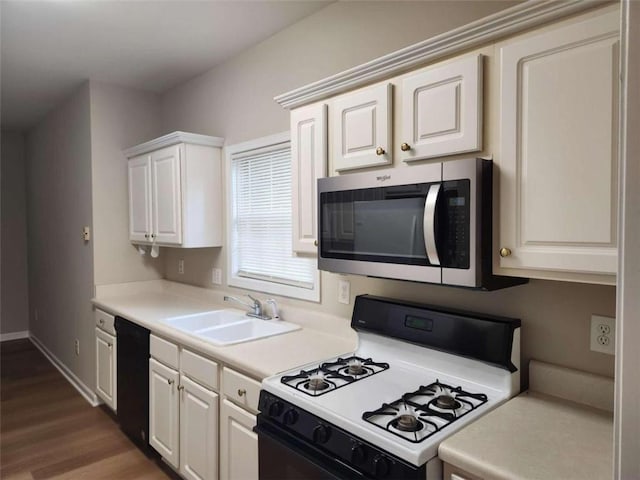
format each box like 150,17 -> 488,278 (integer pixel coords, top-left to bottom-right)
0,339 -> 173,479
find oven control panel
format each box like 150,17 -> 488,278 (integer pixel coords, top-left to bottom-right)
258,391 -> 426,479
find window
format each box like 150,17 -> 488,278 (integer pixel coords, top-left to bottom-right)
226,132 -> 319,301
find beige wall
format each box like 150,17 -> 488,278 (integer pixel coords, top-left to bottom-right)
89,81 -> 164,286
1,131 -> 29,335
160,0 -> 616,386
26,83 -> 95,385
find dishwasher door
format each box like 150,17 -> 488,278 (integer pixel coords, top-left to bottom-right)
114,316 -> 153,453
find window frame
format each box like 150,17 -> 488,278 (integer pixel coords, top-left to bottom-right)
225,131 -> 320,302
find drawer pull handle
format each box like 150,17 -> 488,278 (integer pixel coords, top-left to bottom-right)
237,388 -> 246,397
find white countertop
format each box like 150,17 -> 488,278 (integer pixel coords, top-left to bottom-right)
438,361 -> 614,480
92,281 -> 357,380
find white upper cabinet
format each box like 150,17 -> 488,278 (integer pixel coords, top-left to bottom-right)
400,54 -> 483,162
128,155 -> 152,243
125,131 -> 224,248
497,8 -> 619,282
291,103 -> 327,255
151,145 -> 183,245
332,83 -> 392,171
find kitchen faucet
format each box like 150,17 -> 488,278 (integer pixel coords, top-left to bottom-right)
224,294 -> 273,320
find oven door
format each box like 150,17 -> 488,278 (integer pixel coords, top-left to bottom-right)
256,420 -> 372,480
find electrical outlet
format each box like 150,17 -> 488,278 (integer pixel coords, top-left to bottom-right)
212,268 -> 222,285
74,339 -> 80,356
338,279 -> 350,305
178,259 -> 185,275
590,315 -> 615,355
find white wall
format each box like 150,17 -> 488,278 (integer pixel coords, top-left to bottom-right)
159,1 -> 617,387
1,131 -> 29,335
89,81 -> 164,286
26,83 -> 95,385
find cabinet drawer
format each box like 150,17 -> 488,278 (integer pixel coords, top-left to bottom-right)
223,367 -> 260,413
150,334 -> 179,369
95,309 -> 115,335
181,348 -> 219,391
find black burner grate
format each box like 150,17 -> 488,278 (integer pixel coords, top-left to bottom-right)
280,356 -> 389,397
362,380 -> 488,443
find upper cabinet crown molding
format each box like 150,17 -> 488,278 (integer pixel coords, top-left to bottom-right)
123,131 -> 224,158
274,1 -> 601,110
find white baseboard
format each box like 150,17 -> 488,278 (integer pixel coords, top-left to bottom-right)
29,334 -> 100,407
0,330 -> 30,342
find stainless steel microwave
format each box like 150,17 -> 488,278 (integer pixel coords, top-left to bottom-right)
317,158 -> 526,290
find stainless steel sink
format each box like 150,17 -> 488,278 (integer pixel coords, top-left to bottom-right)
162,309 -> 300,346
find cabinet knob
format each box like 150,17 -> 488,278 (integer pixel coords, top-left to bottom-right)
237,388 -> 246,397
107,343 -> 112,348
151,234 -> 156,239
99,319 -> 104,325
144,234 -> 149,239
400,142 -> 411,152
375,147 -> 386,156
499,247 -> 512,258
178,385 -> 184,391
314,240 -> 318,247
168,379 -> 174,385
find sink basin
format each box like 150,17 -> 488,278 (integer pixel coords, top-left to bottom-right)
162,309 -> 300,345
198,318 -> 300,345
164,309 -> 247,333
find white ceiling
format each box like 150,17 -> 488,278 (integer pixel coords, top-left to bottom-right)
0,1 -> 332,131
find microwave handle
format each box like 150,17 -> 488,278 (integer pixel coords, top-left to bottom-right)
424,184 -> 441,266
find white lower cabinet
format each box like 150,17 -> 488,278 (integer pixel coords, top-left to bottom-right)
149,357 -> 180,468
149,337 -> 220,480
180,375 -> 219,480
95,327 -> 116,410
95,309 -> 117,411
220,398 -> 258,480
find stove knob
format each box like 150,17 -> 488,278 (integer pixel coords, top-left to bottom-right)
373,455 -> 390,478
312,424 -> 331,444
283,408 -> 299,426
268,401 -> 284,418
350,443 -> 367,465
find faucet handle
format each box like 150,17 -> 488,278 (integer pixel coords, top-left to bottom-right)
247,293 -> 261,307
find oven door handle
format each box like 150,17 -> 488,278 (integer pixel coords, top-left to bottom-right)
424,183 -> 441,266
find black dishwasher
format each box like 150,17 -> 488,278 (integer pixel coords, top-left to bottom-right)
114,316 -> 153,454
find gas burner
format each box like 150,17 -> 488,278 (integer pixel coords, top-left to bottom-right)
395,414 -> 422,432
363,380 -> 488,443
305,375 -> 330,392
347,359 -> 365,376
281,356 -> 389,397
434,395 -> 460,410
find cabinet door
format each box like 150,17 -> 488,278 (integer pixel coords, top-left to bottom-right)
401,54 -> 482,161
149,358 -> 180,468
95,328 -> 116,411
291,103 -> 327,255
220,399 -> 258,480
128,154 -> 152,243
332,83 -> 392,171
180,375 -> 219,480
498,9 -> 619,278
151,145 -> 183,245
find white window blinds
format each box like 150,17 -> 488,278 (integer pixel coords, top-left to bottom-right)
230,142 -> 316,290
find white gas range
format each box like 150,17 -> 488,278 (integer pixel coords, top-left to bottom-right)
256,295 -> 521,480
